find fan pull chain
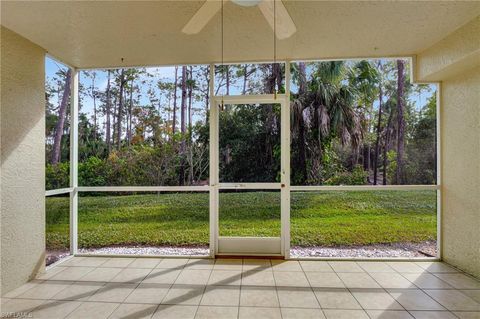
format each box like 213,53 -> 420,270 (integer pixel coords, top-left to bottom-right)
221,0 -> 224,108
274,0 -> 277,100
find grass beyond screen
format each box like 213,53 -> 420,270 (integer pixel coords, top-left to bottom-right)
290,190 -> 436,246
46,190 -> 436,251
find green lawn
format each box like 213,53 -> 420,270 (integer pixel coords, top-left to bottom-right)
46,191 -> 436,250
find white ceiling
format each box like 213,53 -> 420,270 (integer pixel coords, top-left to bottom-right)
2,0 -> 479,68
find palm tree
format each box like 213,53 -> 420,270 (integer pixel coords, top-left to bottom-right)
396,59 -> 406,184
348,61 -> 379,182
291,61 -> 363,184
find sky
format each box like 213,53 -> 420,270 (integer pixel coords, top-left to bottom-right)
46,56 -> 436,131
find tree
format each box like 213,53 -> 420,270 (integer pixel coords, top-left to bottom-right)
105,70 -> 112,153
179,66 -> 188,185
172,66 -> 178,135
180,66 -> 187,137
85,71 -> 98,141
51,68 -> 72,164
291,62 -> 308,182
127,77 -> 135,147
373,61 -> 384,184
45,58 -> 436,189
349,60 -> 379,180
290,61 -> 364,184
396,59 -> 406,184
225,65 -> 230,95
116,69 -> 126,150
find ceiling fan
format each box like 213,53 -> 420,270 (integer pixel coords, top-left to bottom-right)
182,0 -> 296,40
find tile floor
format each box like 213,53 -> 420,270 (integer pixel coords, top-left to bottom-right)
1,257 -> 479,319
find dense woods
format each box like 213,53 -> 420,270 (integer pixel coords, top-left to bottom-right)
45,59 -> 436,190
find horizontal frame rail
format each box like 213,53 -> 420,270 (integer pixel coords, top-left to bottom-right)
76,186 -> 210,192
290,185 -> 439,191
218,183 -> 281,190
46,185 -> 439,195
45,188 -> 73,196
212,94 -> 286,105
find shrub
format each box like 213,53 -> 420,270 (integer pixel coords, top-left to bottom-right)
46,162 -> 69,189
325,165 -> 368,185
78,156 -> 108,186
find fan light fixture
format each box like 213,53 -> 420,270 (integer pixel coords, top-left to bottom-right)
182,0 -> 296,40
231,0 -> 262,7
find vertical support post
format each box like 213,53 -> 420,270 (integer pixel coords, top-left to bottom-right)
209,64 -> 219,257
436,83 -> 442,259
281,61 -> 291,258
69,68 -> 79,255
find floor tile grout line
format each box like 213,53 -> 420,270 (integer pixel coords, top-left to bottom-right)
346,267 -> 418,317
10,258 -> 480,318
421,287 -> 480,313
192,258 -> 214,318
271,260 -> 285,319
235,258 -> 244,319
26,296 -> 83,319
337,273 -> 377,317
356,260 -> 396,273
430,271 -> 480,290
383,287 -> 437,319
102,299 -> 125,319
399,269 -> 457,290
305,267 -> 330,317
383,283 -> 461,318
128,276 -> 172,319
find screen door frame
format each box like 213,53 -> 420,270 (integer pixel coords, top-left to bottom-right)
209,93 -> 290,257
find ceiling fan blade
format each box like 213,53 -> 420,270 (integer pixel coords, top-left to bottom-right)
182,0 -> 223,35
258,0 -> 296,40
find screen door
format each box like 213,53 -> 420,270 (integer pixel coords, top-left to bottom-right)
210,96 -> 290,256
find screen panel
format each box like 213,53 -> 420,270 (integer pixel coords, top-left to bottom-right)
78,191 -> 209,256
219,103 -> 281,183
289,60 -> 437,186
214,63 -> 285,96
45,57 -> 71,190
219,190 -> 281,238
77,65 -> 210,187
290,190 -> 437,258
46,194 -> 70,265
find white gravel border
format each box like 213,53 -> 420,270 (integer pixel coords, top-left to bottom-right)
47,241 -> 436,265
290,241 -> 437,258
78,245 -> 210,256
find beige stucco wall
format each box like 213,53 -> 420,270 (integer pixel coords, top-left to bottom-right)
1,27 -> 46,295
416,16 -> 480,82
440,67 -> 480,278
415,16 -> 480,278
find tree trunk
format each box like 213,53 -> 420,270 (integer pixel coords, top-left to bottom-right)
172,66 -> 178,135
373,84 -> 383,185
112,94 -> 118,147
275,63 -> 282,93
105,70 -> 112,154
181,66 -> 187,137
242,65 -> 248,95
91,72 -> 97,141
188,66 -> 193,134
116,69 -> 125,150
383,108 -> 394,185
396,60 -> 405,184
368,145 -> 371,173
127,78 -> 133,147
225,65 -> 230,95
204,67 -> 209,124
188,66 -> 194,184
297,62 -> 308,182
382,144 -> 388,185
51,69 -> 72,164
179,66 -> 188,185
